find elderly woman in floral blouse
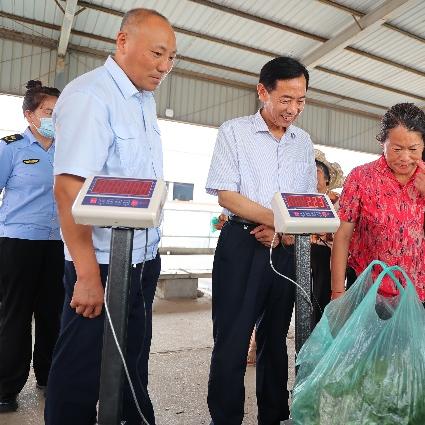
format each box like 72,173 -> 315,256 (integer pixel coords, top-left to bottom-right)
331,103 -> 425,301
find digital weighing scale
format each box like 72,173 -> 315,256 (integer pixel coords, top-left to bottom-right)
272,192 -> 340,352
272,193 -> 340,425
72,175 -> 167,228
271,192 -> 339,234
72,175 -> 167,425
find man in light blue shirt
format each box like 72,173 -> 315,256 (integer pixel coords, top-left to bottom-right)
206,57 -> 316,425
45,8 -> 176,425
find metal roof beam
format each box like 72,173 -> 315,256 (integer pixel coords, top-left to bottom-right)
1,13 -> 422,102
0,27 -> 57,50
0,27 -> 381,121
57,0 -> 79,56
176,53 -> 424,103
306,98 -> 381,120
75,2 -> 278,58
12,3 -> 419,79
1,11 -> 423,101
316,65 -> 425,103
177,55 -> 258,78
0,27 -> 399,110
169,70 -> 382,121
302,0 -> 415,68
186,0 -> 328,41
55,0 -> 79,90
184,0 -> 424,78
176,56 -> 388,110
308,87 -> 387,111
316,0 -> 425,44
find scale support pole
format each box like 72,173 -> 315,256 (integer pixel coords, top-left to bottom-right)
279,235 -> 312,425
294,234 -> 313,353
98,228 -> 134,425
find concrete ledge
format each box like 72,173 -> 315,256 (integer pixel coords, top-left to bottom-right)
159,247 -> 215,255
157,269 -> 212,299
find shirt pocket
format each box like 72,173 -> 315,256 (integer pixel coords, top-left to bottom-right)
13,158 -> 52,187
114,124 -> 145,175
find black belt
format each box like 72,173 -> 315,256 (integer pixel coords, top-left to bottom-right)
228,215 -> 258,226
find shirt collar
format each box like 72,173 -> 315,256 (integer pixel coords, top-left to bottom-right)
24,127 -> 39,145
253,110 -> 295,139
104,56 -> 153,101
375,155 -> 389,174
253,110 -> 269,133
23,127 -> 55,152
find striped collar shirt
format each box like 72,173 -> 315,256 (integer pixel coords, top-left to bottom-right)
206,110 -> 317,212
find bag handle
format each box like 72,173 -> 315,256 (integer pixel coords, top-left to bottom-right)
373,265 -> 413,294
357,259 -> 388,280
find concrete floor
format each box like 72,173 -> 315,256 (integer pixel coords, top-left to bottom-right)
1,291 -> 295,425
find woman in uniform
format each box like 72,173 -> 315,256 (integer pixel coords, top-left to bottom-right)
0,80 -> 64,413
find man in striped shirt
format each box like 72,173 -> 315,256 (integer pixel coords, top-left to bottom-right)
206,56 -> 316,425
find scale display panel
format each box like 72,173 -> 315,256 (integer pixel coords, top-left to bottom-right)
271,192 -> 340,234
81,177 -> 156,209
72,176 -> 167,228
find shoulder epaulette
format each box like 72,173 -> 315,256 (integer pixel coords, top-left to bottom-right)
1,134 -> 23,144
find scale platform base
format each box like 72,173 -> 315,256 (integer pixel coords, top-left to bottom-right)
281,421 -> 292,424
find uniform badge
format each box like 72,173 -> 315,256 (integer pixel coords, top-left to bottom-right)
1,134 -> 23,144
23,159 -> 40,164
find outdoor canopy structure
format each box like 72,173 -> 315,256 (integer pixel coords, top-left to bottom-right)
0,0 -> 424,154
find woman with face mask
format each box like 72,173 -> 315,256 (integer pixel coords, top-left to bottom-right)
0,80 -> 64,413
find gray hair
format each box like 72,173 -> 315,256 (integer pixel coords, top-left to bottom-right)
120,8 -> 169,31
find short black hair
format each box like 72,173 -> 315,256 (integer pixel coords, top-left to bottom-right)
315,160 -> 330,183
22,80 -> 60,113
259,56 -> 309,92
376,103 -> 425,144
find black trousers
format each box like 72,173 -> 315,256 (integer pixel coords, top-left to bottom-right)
44,255 -> 160,425
310,244 -> 332,325
208,222 -> 295,425
0,237 -> 64,396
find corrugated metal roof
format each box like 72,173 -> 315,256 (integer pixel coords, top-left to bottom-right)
0,0 -> 424,147
217,0 -> 355,38
332,0 -> 388,12
389,0 -> 425,36
351,26 -> 425,72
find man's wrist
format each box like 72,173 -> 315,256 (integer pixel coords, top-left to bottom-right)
75,261 -> 101,281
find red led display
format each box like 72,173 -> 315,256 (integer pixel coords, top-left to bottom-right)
90,178 -> 154,197
285,195 -> 327,209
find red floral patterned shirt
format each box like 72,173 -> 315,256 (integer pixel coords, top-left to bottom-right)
338,156 -> 425,300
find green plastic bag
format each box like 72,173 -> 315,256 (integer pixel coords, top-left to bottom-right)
210,216 -> 220,233
291,260 -> 425,425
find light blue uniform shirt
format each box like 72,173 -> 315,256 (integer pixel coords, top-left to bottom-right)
0,128 -> 60,240
54,56 -> 163,264
206,110 -> 317,214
